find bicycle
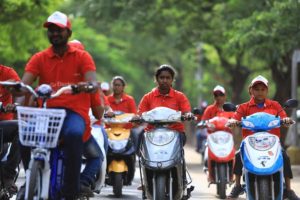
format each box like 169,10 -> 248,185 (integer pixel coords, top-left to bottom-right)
0,81 -> 96,200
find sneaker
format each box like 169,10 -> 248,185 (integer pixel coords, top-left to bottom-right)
227,185 -> 244,198
79,184 -> 94,197
3,177 -> 18,195
16,184 -> 25,200
137,185 -> 143,190
284,189 -> 300,200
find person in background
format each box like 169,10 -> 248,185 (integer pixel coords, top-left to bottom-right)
101,82 -> 111,96
227,75 -> 299,200
199,85 -> 227,170
201,85 -> 227,121
69,39 -> 104,197
107,76 -> 137,114
0,64 -> 21,195
194,101 -> 208,153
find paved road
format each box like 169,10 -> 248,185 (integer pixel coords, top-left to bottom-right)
14,145 -> 300,199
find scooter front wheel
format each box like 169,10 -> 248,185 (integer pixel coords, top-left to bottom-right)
257,176 -> 271,200
27,160 -> 43,200
154,173 -> 166,200
216,163 -> 226,199
113,172 -> 123,198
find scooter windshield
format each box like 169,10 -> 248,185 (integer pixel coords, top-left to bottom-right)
241,112 -> 280,132
141,107 -> 181,123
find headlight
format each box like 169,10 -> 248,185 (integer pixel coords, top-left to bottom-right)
210,133 -> 230,144
108,139 -> 128,150
242,120 -> 255,128
268,119 -> 280,128
147,130 -> 176,146
248,135 -> 276,151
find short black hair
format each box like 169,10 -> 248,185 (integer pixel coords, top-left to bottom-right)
155,64 -> 176,80
112,76 -> 126,86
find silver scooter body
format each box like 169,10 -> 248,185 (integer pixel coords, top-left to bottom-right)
139,107 -> 186,200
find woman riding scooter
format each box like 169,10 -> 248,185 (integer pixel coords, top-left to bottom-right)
105,76 -> 138,197
133,64 -> 194,199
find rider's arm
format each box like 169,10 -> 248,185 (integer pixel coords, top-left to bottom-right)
128,96 -> 137,114
137,94 -> 150,115
13,72 -> 37,106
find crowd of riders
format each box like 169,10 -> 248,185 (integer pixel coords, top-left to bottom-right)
0,10 -> 299,200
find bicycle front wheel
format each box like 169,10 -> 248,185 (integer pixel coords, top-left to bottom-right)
27,160 -> 44,200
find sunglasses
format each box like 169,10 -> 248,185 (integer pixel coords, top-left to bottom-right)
214,93 -> 225,97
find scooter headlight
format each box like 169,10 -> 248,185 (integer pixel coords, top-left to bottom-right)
242,120 -> 255,128
108,139 -> 128,150
268,119 -> 280,128
248,135 -> 276,151
147,130 -> 175,146
210,133 -> 230,144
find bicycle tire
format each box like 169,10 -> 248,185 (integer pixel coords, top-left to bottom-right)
27,160 -> 43,200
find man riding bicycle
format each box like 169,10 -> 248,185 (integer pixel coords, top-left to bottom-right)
16,11 -> 99,200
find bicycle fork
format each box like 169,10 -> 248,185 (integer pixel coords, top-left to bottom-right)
25,148 -> 51,200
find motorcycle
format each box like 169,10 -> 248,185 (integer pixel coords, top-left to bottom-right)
104,112 -> 136,197
137,107 -> 194,200
224,99 -> 298,200
200,112 -> 235,199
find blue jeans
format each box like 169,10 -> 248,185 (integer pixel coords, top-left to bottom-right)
20,109 -> 85,198
81,135 -> 102,187
81,125 -> 108,187
100,125 -> 109,153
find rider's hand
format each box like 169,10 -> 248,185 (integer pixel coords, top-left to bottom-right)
105,111 -> 115,118
282,117 -> 294,127
197,120 -> 206,128
183,112 -> 194,121
226,119 -> 239,128
75,82 -> 99,93
130,115 -> 142,123
4,103 -> 17,112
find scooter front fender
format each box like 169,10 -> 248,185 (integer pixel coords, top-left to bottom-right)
108,160 -> 128,173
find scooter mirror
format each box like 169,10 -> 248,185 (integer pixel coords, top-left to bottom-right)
284,99 -> 298,108
193,107 -> 204,115
223,102 -> 236,112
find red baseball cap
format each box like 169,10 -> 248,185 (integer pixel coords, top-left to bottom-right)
43,11 -> 71,30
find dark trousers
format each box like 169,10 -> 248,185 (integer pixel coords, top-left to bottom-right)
233,149 -> 293,178
0,120 -> 20,180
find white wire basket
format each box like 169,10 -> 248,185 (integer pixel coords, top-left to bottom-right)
17,106 -> 66,148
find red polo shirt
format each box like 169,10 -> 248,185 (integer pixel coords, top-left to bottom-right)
25,45 -> 97,142
0,65 -> 20,120
233,97 -> 287,138
138,87 -> 191,132
201,102 -> 223,120
107,93 -> 137,113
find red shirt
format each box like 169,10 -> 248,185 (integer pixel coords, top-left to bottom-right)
138,87 -> 191,132
107,93 -> 137,113
25,45 -> 97,142
201,102 -> 223,120
233,97 -> 287,138
0,65 -> 21,120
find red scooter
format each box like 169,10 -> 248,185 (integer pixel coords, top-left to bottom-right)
201,112 -> 235,199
